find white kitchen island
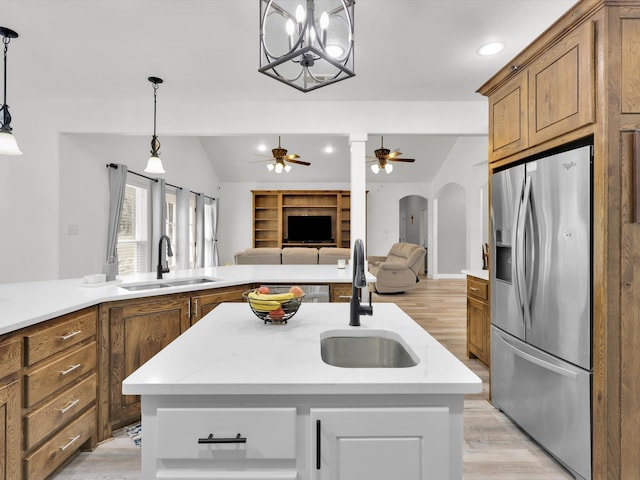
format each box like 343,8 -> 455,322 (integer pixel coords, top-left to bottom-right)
123,302 -> 482,480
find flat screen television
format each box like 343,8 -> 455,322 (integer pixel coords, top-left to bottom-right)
287,215 -> 333,243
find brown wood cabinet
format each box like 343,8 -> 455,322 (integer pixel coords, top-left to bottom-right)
477,1 -> 640,477
252,190 -> 354,249
106,294 -> 190,429
465,275 -> 489,367
0,307 -> 100,480
0,337 -> 21,480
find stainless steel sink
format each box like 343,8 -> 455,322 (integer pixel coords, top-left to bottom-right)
320,331 -> 418,368
120,277 -> 218,291
162,277 -> 217,287
121,283 -> 169,291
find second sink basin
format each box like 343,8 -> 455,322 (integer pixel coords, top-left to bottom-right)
162,277 -> 218,287
320,330 -> 418,368
120,277 -> 218,292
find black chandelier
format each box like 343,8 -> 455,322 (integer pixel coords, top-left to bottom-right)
0,26 -> 22,155
259,0 -> 355,92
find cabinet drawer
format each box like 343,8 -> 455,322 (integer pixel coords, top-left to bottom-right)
157,408 -> 296,460
0,337 -> 22,380
25,374 -> 96,450
25,342 -> 96,407
467,277 -> 488,301
24,406 -> 96,480
25,308 -> 97,366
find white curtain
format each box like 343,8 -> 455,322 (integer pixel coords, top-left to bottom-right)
105,163 -> 128,281
150,178 -> 167,273
204,198 -> 219,267
195,193 -> 205,268
176,188 -> 191,269
209,198 -> 220,266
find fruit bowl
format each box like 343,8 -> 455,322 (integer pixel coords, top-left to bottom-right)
242,286 -> 306,324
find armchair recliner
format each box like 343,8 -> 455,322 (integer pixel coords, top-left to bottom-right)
368,243 -> 426,294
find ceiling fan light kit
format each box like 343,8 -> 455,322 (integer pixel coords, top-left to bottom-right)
0,26 -> 22,156
259,0 -> 355,92
144,76 -> 166,174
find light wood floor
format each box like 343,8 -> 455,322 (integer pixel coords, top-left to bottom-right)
52,277 -> 573,480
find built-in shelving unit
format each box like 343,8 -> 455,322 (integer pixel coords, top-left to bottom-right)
252,190 -> 355,249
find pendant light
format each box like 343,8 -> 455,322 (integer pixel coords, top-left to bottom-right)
144,76 -> 165,174
0,26 -> 22,155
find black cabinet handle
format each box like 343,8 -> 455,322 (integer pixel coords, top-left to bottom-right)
198,433 -> 246,444
316,420 -> 321,470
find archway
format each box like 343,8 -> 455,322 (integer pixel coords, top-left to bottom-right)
399,195 -> 428,274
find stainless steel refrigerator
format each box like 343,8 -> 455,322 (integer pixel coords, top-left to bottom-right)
491,143 -> 592,480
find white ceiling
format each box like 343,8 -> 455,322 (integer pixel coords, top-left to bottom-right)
2,0 -> 577,183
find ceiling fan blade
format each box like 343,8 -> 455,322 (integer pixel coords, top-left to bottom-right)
389,158 -> 415,163
284,153 -> 300,160
249,158 -> 275,164
287,159 -> 311,166
386,150 -> 404,159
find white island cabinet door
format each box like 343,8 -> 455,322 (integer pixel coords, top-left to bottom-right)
310,407 -> 450,480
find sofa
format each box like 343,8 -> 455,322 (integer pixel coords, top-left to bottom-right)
234,247 -> 350,265
368,243 -> 426,294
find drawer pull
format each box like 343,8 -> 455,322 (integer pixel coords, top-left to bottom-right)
60,364 -> 81,376
59,434 -> 81,451
59,399 -> 80,414
60,330 -> 82,341
197,433 -> 246,444
316,419 -> 321,470
469,287 -> 480,292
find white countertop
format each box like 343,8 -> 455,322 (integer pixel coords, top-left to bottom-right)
0,265 -> 367,336
122,302 -> 482,396
461,269 -> 489,281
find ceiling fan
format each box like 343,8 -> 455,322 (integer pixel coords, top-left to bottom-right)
253,136 -> 311,174
367,136 -> 415,174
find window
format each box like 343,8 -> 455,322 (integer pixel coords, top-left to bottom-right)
117,183 -> 149,275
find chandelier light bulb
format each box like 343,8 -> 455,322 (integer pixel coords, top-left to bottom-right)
267,163 -> 274,172
385,163 -> 393,174
275,162 -> 284,174
296,4 -> 305,23
286,19 -> 295,37
326,45 -> 344,58
371,164 -> 380,174
284,165 -> 292,173
320,11 -> 329,30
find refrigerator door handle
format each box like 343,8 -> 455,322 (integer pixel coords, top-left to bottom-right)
496,331 -> 579,380
517,176 -> 533,331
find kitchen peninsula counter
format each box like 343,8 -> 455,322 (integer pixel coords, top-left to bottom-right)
123,302 -> 481,479
0,264 -> 363,335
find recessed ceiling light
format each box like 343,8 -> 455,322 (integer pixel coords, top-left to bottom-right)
324,145 -> 334,154
257,143 -> 267,152
477,42 -> 505,56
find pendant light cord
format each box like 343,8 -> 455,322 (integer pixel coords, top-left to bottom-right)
2,36 -> 8,106
152,81 -> 158,137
